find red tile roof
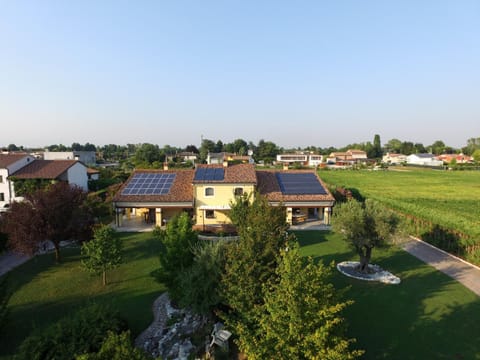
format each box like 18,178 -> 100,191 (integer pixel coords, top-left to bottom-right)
256,170 -> 335,203
10,160 -> 79,179
0,154 -> 30,168
113,169 -> 195,204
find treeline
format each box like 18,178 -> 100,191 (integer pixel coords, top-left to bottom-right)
4,135 -> 480,165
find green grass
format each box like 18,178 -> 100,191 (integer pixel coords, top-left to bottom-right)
3,230 -> 480,359
318,169 -> 480,238
0,232 -> 164,359
296,230 -> 480,360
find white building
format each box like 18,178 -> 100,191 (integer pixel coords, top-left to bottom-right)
382,153 -> 407,164
44,150 -> 96,165
406,154 -> 443,167
0,154 -> 36,211
276,153 -> 324,167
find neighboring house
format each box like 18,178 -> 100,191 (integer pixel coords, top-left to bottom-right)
276,153 -> 324,167
87,168 -> 100,181
0,153 -> 36,211
382,153 -> 407,164
327,149 -> 368,167
10,160 -> 89,192
406,154 -> 443,167
43,150 -> 96,165
436,154 -> 474,164
113,163 -> 335,230
207,152 -> 253,165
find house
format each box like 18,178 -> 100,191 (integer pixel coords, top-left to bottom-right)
112,163 -> 335,230
406,154 -> 443,167
87,168 -> 100,181
436,154 -> 474,164
0,153 -> 36,211
43,150 -> 96,165
382,153 -> 407,164
276,153 -> 324,167
9,160 -> 89,191
207,152 -> 253,165
327,149 -> 368,167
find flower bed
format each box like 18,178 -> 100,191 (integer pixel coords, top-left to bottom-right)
337,261 -> 401,284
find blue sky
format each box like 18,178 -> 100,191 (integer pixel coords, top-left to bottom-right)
1,1 -> 479,149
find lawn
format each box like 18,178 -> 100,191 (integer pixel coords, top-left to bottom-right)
0,232 -> 164,359
2,230 -> 480,359
318,168 -> 480,239
296,230 -> 480,360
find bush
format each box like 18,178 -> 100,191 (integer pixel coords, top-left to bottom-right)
15,303 -> 127,360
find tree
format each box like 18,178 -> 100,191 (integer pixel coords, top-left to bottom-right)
82,225 -> 122,286
155,212 -> 198,300
372,134 -> 382,158
220,193 -> 293,356
184,144 -> 199,154
257,243 -> 363,360
134,143 -> 164,166
332,199 -> 398,273
178,241 -> 227,315
429,140 -> 446,155
472,149 -> 480,162
2,182 -> 93,262
384,139 -> 402,153
256,139 -> 279,163
199,138 -> 216,162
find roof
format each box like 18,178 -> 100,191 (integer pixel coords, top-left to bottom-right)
193,164 -> 257,184
411,153 -> 435,159
10,160 -> 81,179
0,154 -> 30,168
113,169 -> 195,204
87,168 -> 100,174
256,170 -> 335,203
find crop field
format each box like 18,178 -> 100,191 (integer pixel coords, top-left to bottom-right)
318,168 -> 480,240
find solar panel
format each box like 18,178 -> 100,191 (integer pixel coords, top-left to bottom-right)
194,167 -> 225,181
276,173 -> 327,195
121,173 -> 176,196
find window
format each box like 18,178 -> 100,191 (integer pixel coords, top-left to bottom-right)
234,187 -> 243,196
205,210 -> 215,219
0,193 -> 4,201
205,187 -> 214,197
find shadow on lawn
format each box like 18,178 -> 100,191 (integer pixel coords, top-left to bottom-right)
0,288 -> 163,358
341,248 -> 480,359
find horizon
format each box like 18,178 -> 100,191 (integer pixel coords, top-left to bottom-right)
1,1 -> 479,149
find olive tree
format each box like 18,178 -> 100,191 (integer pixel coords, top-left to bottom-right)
332,199 -> 398,272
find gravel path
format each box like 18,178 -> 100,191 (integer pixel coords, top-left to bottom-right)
0,251 -> 30,277
401,236 -> 480,297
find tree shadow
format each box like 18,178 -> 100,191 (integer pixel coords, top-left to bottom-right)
339,248 -> 480,359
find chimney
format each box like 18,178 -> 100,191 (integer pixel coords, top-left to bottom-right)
283,163 -> 289,171
223,160 -> 228,168
163,162 -> 168,170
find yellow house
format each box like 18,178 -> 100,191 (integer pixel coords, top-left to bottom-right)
113,163 -> 335,231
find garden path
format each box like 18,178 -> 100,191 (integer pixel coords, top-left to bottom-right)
401,237 -> 480,297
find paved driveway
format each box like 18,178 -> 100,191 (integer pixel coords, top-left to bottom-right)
0,251 -> 30,277
401,237 -> 480,297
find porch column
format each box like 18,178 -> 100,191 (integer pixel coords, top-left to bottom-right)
286,207 -> 293,225
116,208 -> 123,227
323,207 -> 331,225
155,208 -> 163,227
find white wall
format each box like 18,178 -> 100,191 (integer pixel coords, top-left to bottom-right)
0,155 -> 35,208
65,162 -> 88,191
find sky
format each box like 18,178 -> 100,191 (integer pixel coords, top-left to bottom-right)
1,1 -> 479,149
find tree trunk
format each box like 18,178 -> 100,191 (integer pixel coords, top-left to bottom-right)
103,270 -> 107,286
359,246 -> 373,273
54,244 -> 61,263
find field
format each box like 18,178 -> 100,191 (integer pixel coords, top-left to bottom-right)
2,231 -> 480,359
319,168 -> 480,240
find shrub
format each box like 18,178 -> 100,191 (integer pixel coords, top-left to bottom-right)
15,303 -> 127,360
